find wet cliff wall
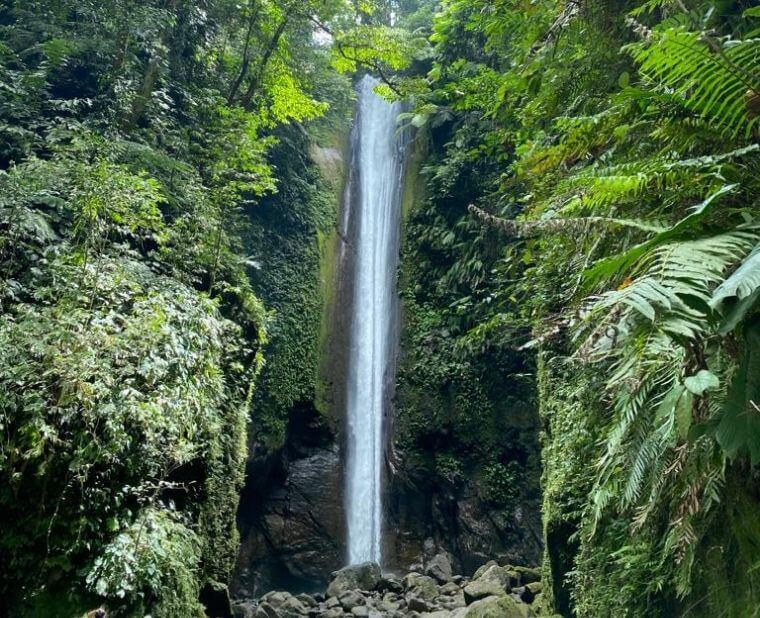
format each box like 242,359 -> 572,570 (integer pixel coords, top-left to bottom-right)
387,122 -> 543,576
234,123 -> 350,597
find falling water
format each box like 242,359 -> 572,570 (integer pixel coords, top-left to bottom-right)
345,75 -> 406,565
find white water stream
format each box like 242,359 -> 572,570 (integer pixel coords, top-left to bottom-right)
345,76 -> 406,565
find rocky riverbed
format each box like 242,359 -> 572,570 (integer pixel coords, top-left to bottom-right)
232,554 -> 553,618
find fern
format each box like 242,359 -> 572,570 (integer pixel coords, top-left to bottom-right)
627,26 -> 760,138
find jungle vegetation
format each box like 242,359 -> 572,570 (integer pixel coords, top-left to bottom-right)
1,0 -> 759,616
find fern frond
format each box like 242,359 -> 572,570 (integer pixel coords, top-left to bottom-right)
627,27 -> 760,138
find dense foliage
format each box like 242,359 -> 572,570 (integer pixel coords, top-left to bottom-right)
0,0 -> 377,614
386,0 -> 760,615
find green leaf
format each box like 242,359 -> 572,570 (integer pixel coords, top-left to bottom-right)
584,184 -> 738,286
684,370 -> 719,396
711,245 -> 760,307
715,318 -> 760,463
717,288 -> 760,335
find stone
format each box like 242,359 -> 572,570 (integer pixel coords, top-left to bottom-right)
324,597 -> 340,609
339,590 -> 367,611
321,610 -> 343,618
232,601 -> 257,618
513,567 -> 541,584
439,582 -> 461,596
328,562 -> 382,597
201,581 -> 234,618
422,612 -> 453,618
403,573 -> 439,601
407,596 -> 434,613
379,593 -> 401,612
472,564 -> 520,592
526,582 -> 542,595
261,591 -> 292,609
296,594 -> 317,607
464,595 -> 528,618
376,575 -> 404,594
254,602 -> 280,618
279,596 -> 307,616
439,591 -> 465,610
472,561 -> 498,581
463,580 -> 507,603
352,607 -> 369,617
425,553 -> 453,584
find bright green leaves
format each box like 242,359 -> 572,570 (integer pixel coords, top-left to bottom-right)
331,24 -> 428,84
70,159 -> 164,241
265,59 -> 330,124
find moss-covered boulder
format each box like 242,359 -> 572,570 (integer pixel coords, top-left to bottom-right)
464,595 -> 530,618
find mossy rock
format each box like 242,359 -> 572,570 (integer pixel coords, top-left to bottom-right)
464,595 -> 531,618
514,566 -> 542,584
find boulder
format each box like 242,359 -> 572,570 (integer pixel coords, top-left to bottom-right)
232,601 -> 257,618
260,591 -> 292,609
278,596 -> 307,617
474,564 -> 519,591
472,562 -> 498,580
351,607 -> 369,617
379,593 -> 401,612
425,553 -> 453,584
254,602 -> 280,618
403,573 -> 439,601
407,595 -> 434,613
324,597 -> 340,609
376,575 -> 404,594
464,595 -> 529,618
296,594 -> 317,607
463,580 -> 507,603
439,590 -> 466,610
327,562 -> 382,597
201,581 -> 234,618
339,590 -> 367,611
514,567 -> 541,584
439,582 -> 461,596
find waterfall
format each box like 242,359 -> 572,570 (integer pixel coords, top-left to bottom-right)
345,75 -> 406,565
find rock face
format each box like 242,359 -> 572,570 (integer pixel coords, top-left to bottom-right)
232,559 -> 542,617
386,474 -> 543,578
234,406 -> 345,596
